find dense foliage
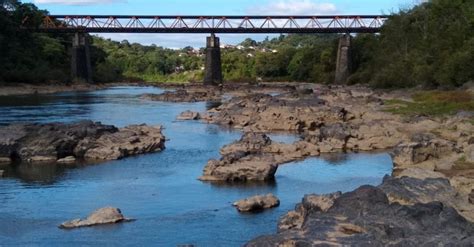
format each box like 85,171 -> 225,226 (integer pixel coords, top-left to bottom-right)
0,0 -> 72,83
1,0 -> 473,88
350,0 -> 474,88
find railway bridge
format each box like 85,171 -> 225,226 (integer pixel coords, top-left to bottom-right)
26,15 -> 388,84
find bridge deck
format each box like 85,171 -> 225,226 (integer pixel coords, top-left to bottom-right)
30,15 -> 388,33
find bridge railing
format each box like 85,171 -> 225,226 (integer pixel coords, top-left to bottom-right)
28,15 -> 388,33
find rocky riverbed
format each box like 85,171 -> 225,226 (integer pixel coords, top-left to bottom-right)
161,83 -> 474,244
1,83 -> 472,245
0,120 -> 165,164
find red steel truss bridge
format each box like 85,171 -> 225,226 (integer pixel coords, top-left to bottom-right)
33,15 -> 389,33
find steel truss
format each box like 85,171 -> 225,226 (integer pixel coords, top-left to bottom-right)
29,15 -> 388,33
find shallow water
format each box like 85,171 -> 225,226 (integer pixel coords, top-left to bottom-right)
0,86 -> 392,246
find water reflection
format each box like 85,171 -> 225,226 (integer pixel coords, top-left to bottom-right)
320,153 -> 350,165
204,179 -> 277,189
8,163 -> 66,185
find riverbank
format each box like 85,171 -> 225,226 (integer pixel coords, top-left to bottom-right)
0,82 -> 165,96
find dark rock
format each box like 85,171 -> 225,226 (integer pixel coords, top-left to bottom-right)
246,177 -> 474,246
379,175 -> 463,207
0,121 -> 165,163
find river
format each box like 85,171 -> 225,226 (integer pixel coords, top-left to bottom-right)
0,86 -> 392,246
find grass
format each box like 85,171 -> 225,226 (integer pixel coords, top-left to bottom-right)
384,91 -> 474,117
124,70 -> 204,84
453,156 -> 474,170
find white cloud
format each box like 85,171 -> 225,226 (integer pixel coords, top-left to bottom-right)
248,0 -> 337,15
34,0 -> 125,5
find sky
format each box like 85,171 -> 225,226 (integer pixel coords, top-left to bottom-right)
24,0 -> 424,48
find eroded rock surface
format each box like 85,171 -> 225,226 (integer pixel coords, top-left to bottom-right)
60,207 -> 132,229
247,177 -> 474,246
233,193 -> 280,212
142,88 -> 221,102
380,175 -> 474,221
0,121 -> 165,163
199,132 -> 319,182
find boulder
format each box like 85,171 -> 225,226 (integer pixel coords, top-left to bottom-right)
60,207 -> 132,229
79,124 -> 165,161
177,110 -> 201,120
233,193 -> 280,212
0,170 -> 4,177
199,157 -> 278,182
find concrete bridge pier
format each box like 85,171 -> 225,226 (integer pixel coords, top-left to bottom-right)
71,32 -> 92,83
204,33 -> 223,85
334,34 -> 352,84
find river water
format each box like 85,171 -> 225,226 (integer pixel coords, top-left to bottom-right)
0,86 -> 392,246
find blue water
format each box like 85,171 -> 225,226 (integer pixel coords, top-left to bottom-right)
0,86 -> 392,246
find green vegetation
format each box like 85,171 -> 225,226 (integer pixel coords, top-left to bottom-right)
1,0 -> 473,88
453,156 -> 474,170
0,0 -> 72,83
384,91 -> 474,116
350,0 -> 474,88
91,38 -> 203,83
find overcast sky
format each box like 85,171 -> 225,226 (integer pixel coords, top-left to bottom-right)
24,0 -> 424,48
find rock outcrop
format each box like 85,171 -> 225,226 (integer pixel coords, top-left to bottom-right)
59,207 -> 133,229
142,88 -> 221,102
247,177 -> 474,246
0,121 -> 165,164
199,132 -> 319,182
279,192 -> 341,231
233,194 -> 280,212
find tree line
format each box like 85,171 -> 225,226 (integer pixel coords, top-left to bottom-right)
1,0 -> 472,88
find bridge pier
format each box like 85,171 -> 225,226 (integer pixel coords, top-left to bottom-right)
71,32 -> 92,83
334,34 -> 352,84
204,34 -> 222,85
